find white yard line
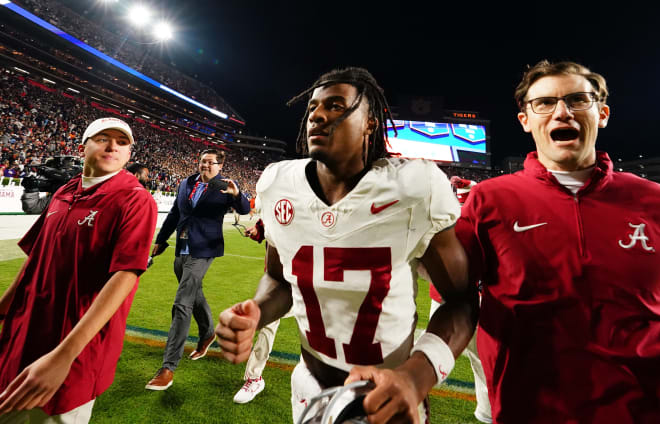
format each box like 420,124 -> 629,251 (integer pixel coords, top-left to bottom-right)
223,253 -> 265,260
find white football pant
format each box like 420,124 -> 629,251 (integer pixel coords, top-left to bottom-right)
431,299 -> 492,423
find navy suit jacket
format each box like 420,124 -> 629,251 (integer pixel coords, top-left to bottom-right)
155,173 -> 250,258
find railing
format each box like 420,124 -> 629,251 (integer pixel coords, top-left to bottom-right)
0,177 -> 22,186
0,177 -> 178,196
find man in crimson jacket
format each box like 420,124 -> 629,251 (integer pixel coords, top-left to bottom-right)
0,117 -> 157,422
456,61 -> 660,423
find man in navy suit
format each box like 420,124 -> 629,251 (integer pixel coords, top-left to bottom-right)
145,148 -> 250,390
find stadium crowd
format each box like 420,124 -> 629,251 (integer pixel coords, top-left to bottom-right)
0,64 -> 494,200
0,67 -> 275,197
0,4 -> 500,194
12,0 -> 238,122
438,165 -> 500,183
0,21 -> 237,139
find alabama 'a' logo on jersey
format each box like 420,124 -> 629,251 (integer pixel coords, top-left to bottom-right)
321,211 -> 336,228
274,199 -> 294,225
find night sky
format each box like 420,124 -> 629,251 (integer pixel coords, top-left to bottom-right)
60,1 -> 660,165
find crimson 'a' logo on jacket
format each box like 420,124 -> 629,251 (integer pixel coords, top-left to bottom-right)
274,199 -> 294,225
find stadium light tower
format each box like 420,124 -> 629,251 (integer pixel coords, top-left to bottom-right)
128,4 -> 151,27
153,21 -> 173,41
137,20 -> 174,68
113,4 -> 175,66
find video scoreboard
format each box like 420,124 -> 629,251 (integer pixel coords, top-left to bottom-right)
386,114 -> 490,168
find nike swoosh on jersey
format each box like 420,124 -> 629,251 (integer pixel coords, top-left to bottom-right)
47,211 -> 59,218
370,200 -> 399,214
513,221 -> 547,232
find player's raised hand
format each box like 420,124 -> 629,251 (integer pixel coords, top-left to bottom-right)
215,299 -> 260,364
345,365 -> 421,424
0,349 -> 73,414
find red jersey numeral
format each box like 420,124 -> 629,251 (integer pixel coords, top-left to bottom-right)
292,246 -> 392,365
292,246 -> 337,358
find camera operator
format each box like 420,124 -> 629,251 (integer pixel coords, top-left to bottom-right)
20,156 -> 82,214
126,163 -> 149,188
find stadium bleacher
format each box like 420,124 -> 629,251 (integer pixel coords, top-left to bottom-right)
14,0 -> 241,121
0,63 -> 284,194
0,19 -> 241,141
0,0 -> 291,198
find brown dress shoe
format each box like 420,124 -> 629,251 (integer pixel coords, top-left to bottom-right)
189,334 -> 216,360
145,367 -> 173,390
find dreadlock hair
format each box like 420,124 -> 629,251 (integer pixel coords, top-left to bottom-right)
287,67 -> 397,167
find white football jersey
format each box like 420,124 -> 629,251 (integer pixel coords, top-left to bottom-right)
255,157 -> 460,372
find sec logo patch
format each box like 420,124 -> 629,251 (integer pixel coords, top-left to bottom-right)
274,199 -> 294,225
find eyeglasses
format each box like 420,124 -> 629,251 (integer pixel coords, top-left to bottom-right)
200,160 -> 219,165
525,92 -> 598,114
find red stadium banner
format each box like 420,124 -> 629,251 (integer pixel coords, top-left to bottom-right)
89,101 -> 129,118
185,136 -> 229,150
27,79 -> 56,93
149,123 -> 172,133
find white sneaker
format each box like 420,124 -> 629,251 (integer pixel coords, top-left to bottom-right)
233,377 -> 265,404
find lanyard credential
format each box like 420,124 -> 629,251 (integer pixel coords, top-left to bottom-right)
188,179 -> 208,203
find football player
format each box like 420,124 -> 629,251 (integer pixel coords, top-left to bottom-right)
215,67 -> 478,423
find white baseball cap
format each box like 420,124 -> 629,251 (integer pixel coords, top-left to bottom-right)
82,117 -> 135,144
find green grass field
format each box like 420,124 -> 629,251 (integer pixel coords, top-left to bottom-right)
0,222 -> 480,423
